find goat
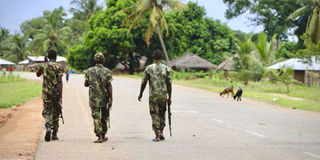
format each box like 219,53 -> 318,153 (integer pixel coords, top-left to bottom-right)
220,86 -> 234,98
233,87 -> 243,101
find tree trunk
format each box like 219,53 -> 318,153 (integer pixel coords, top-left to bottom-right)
129,52 -> 134,75
156,24 -> 169,62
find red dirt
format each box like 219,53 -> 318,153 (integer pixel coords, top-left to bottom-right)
0,97 -> 43,160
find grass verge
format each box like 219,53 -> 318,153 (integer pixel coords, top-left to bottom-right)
120,75 -> 320,111
0,80 -> 41,108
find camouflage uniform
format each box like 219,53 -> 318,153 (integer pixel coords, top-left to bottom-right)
84,53 -> 113,137
38,61 -> 64,131
142,60 -> 172,135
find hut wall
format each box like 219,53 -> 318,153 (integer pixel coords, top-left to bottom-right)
294,70 -> 305,83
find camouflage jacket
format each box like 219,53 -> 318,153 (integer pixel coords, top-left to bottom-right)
85,64 -> 113,108
38,61 -> 64,102
142,61 -> 172,101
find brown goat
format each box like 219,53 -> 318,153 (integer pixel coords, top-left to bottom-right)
220,86 -> 234,98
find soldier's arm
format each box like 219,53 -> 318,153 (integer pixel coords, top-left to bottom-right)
107,82 -> 113,105
36,64 -> 43,77
166,68 -> 172,105
138,69 -> 149,101
58,75 -> 63,102
84,70 -> 89,87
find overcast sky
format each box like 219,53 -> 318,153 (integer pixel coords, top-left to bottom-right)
0,0 -> 263,34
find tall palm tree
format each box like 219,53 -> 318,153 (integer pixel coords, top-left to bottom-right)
120,0 -> 186,62
288,0 -> 320,43
70,0 -> 103,21
0,27 -> 10,57
2,34 -> 30,63
252,32 -> 277,67
30,7 -> 72,56
236,38 -> 255,70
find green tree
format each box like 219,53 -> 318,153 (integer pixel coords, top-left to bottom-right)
0,27 -> 10,57
288,0 -> 320,43
252,32 -> 277,67
120,0 -> 186,62
70,0 -> 103,21
223,0 -> 307,41
2,34 -> 30,63
68,0 -> 141,72
164,2 -> 236,64
29,7 -> 72,56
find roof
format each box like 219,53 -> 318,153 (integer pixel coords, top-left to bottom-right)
216,54 -> 238,71
18,60 -> 29,65
168,54 -> 216,70
268,57 -> 320,71
27,56 -> 67,62
0,58 -> 15,65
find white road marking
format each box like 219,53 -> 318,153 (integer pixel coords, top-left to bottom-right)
212,118 -> 224,123
304,152 -> 320,159
172,110 -> 198,114
244,130 -> 266,138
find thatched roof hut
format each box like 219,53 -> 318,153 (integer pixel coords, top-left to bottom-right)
168,54 -> 216,71
216,54 -> 238,71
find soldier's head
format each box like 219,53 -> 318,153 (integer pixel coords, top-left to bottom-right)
48,50 -> 57,61
94,52 -> 104,64
153,49 -> 163,61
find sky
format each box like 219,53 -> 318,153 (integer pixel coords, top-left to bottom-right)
0,0 -> 263,34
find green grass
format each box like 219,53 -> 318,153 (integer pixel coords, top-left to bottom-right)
120,74 -> 320,111
0,76 -> 41,108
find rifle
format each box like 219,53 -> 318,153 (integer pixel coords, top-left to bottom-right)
168,102 -> 172,137
59,102 -> 64,124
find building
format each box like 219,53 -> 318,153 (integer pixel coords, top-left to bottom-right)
17,56 -> 67,71
168,54 -> 216,71
0,58 -> 15,70
268,57 -> 320,84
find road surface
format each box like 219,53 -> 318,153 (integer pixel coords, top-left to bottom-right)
16,72 -> 320,160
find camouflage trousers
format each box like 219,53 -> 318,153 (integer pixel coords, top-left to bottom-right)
91,107 -> 109,137
149,99 -> 166,135
42,100 -> 60,131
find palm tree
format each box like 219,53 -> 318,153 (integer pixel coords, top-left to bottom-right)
0,27 -> 10,57
120,0 -> 186,62
70,0 -> 103,21
236,38 -> 255,70
252,32 -> 277,67
30,7 -> 72,56
2,34 -> 30,63
288,0 -> 320,43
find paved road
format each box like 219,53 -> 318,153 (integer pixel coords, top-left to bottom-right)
16,72 -> 320,160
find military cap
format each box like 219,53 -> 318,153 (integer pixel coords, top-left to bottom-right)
94,52 -> 104,61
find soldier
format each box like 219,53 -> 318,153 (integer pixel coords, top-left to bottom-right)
36,50 -> 64,142
84,52 -> 113,143
138,49 -> 172,142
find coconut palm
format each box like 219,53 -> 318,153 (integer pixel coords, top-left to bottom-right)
2,34 -> 30,63
0,27 -> 10,57
30,7 -> 72,56
70,0 -> 103,21
288,0 -> 320,43
119,0 -> 186,62
252,32 -> 277,67
236,38 -> 255,70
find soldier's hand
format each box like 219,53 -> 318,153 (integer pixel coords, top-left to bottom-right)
138,94 -> 142,101
167,98 -> 172,105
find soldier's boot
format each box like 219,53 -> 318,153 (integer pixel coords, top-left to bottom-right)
102,134 -> 108,142
44,124 -> 51,142
93,135 -> 103,143
52,130 -> 59,140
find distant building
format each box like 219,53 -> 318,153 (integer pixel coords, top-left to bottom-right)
17,56 -> 67,71
216,54 -> 238,72
0,58 -> 15,70
268,57 -> 320,84
168,54 -> 216,71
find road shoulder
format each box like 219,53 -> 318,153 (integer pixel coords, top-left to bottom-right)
0,97 -> 43,160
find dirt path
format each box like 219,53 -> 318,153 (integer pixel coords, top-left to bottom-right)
0,97 -> 43,160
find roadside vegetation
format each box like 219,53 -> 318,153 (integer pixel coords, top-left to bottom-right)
0,75 -> 41,108
127,71 -> 320,111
